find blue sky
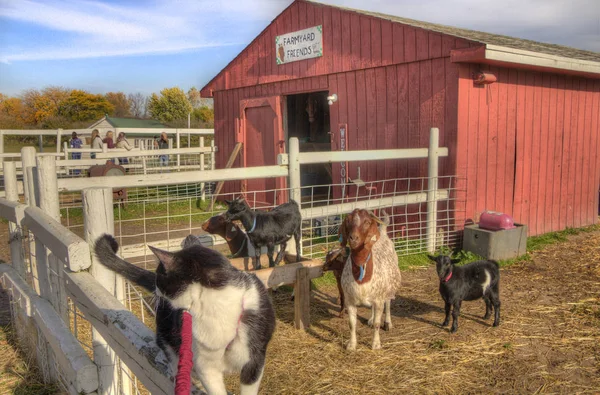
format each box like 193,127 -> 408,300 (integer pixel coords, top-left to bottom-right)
1,0 -> 598,97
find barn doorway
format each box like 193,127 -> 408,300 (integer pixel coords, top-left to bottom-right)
285,91 -> 332,203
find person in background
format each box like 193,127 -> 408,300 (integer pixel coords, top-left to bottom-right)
69,132 -> 83,175
90,129 -> 103,159
154,131 -> 169,168
104,131 -> 115,163
116,132 -> 133,166
104,130 -> 115,149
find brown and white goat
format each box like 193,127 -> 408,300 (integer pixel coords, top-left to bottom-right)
339,209 -> 402,350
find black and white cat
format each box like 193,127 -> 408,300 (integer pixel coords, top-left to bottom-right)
94,234 -> 276,395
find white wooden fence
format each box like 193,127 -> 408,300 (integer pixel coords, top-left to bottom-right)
0,127 -> 450,393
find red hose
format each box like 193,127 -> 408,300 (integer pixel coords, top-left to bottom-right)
175,311 -> 194,394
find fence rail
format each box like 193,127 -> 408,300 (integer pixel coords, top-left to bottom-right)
0,127 -> 456,394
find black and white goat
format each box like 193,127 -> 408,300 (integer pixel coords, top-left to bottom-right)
427,255 -> 501,333
223,197 -> 301,270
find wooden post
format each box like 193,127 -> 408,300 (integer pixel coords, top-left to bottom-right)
176,129 -> 181,171
140,141 -> 147,175
0,130 -> 4,156
35,156 -> 69,323
294,266 -> 311,330
39,136 -> 44,152
21,147 -> 39,292
209,142 -> 242,211
200,136 -> 205,200
63,141 -> 69,160
102,143 -> 108,154
210,139 -> 215,171
4,162 -> 26,279
426,127 -> 440,253
56,129 -> 62,153
82,187 -> 128,395
287,137 -> 302,256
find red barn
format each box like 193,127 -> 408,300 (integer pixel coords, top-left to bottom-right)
201,0 -> 600,236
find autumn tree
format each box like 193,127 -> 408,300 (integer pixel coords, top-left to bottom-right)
59,90 -> 114,122
128,92 -> 148,118
105,92 -> 132,117
20,86 -> 70,127
0,94 -> 26,129
148,87 -> 192,123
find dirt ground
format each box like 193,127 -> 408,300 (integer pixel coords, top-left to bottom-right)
1,224 -> 599,394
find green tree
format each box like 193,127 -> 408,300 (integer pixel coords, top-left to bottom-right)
148,87 -> 192,124
105,92 -> 132,117
192,106 -> 214,124
59,90 -> 114,122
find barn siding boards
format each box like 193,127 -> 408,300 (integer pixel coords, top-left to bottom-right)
208,0 -> 600,238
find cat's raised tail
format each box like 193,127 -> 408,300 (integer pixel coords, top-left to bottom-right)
94,234 -> 156,293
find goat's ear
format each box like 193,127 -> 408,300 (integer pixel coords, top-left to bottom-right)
225,223 -> 237,241
451,258 -> 461,265
338,218 -> 348,247
364,221 -> 380,248
427,254 -> 437,262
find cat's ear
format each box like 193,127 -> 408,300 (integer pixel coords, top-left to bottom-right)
149,245 -> 176,271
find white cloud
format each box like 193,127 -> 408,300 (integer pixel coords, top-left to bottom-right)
0,0 -> 291,62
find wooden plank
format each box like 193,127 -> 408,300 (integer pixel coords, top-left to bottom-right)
466,64 -> 480,219
1,264 -> 99,394
495,68 -> 508,214
95,146 -> 214,159
301,190 -> 449,220
407,62 -> 420,182
210,142 -> 243,210
429,33 -> 442,59
583,80 -> 595,226
392,24 -> 404,64
381,20 -> 393,66
540,74 -> 552,233
567,78 -> 580,228
355,70 -> 367,181
360,16 -> 371,69
64,271 -> 177,395
294,267 -> 311,330
370,18 -> 382,68
419,60 -> 433,179
512,71 -> 526,224
349,13 -> 360,70
346,72 -> 358,187
397,64 -> 409,184
252,260 -> 323,289
296,147 -> 447,164
375,67 -> 387,182
386,65 -> 398,184
58,163 -> 288,193
22,206 -> 91,272
486,67 -> 499,212
416,29 -> 429,61
549,76 -> 561,231
365,68 -> 377,183
0,198 -> 25,224
591,82 -> 600,226
575,80 -> 588,228
559,77 -> 572,230
404,27 -> 416,63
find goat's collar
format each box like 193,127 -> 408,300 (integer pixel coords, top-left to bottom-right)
351,252 -> 372,282
247,216 -> 257,234
441,271 -> 453,283
230,236 -> 247,258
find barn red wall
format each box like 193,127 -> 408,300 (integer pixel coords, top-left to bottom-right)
456,65 -> 600,236
212,1 -> 476,199
202,0 -> 477,95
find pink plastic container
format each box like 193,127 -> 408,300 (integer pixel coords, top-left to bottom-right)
478,211 -> 515,231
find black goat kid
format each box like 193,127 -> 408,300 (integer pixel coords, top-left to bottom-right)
223,197 -> 301,270
428,255 -> 501,333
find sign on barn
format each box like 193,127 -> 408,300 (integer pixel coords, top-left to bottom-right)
275,25 -> 322,64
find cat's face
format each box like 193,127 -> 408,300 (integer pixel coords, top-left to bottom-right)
150,244 -> 232,309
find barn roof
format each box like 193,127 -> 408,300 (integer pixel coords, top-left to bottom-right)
316,1 -> 600,63
201,0 -> 600,95
88,115 -> 168,129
